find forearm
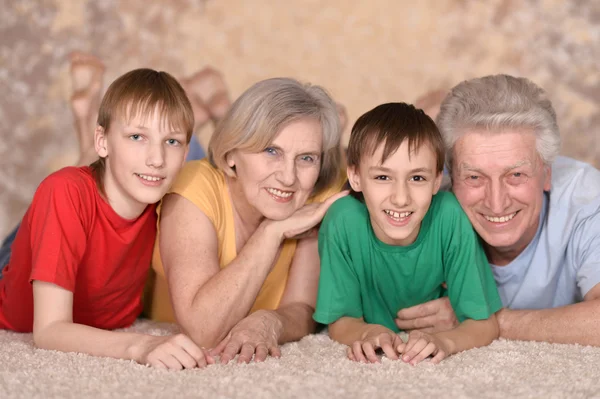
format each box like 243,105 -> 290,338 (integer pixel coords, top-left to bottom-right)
179,222 -> 284,347
498,300 -> 600,346
329,317 -> 392,346
33,321 -> 152,363
435,315 -> 499,355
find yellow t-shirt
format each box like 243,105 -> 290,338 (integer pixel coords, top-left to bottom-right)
147,159 -> 346,322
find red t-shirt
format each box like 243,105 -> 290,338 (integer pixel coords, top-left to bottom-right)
0,166 -> 157,332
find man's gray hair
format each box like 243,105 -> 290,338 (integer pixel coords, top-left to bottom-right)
436,74 -> 561,173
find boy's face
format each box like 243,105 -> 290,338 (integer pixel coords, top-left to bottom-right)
348,139 -> 442,246
95,107 -> 189,218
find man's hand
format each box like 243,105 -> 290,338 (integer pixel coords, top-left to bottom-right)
347,330 -> 403,363
396,330 -> 451,365
395,297 -> 458,333
134,333 -> 214,370
210,310 -> 283,364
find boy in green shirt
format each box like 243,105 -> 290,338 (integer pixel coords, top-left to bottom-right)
313,103 -> 502,365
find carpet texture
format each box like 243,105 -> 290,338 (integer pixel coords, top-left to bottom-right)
1,320 -> 599,398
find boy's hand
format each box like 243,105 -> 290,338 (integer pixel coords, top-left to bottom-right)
396,330 -> 450,365
136,333 -> 214,370
347,331 -> 403,363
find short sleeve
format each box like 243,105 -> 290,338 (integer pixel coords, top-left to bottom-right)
442,198 -> 503,322
572,211 -> 600,297
313,207 -> 362,325
166,160 -> 224,227
28,174 -> 89,292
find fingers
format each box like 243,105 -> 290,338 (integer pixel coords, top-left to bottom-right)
395,314 -> 439,331
409,342 -> 437,365
401,335 -> 429,365
351,341 -> 368,363
209,335 -> 230,356
254,343 -> 269,362
173,334 -> 214,368
237,342 -> 255,364
269,344 -> 282,359
396,300 -> 439,320
220,338 -> 242,365
362,341 -> 380,363
378,334 -> 399,361
398,331 -> 445,366
346,346 -> 356,361
430,348 -> 447,364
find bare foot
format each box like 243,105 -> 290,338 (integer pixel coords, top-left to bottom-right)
182,66 -> 232,128
414,89 -> 448,121
336,103 -> 348,135
180,78 -> 211,133
69,51 -> 105,162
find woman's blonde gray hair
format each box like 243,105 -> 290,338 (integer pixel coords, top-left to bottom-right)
209,77 -> 341,194
436,74 -> 561,173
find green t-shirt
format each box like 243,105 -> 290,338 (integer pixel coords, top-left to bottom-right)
313,191 -> 502,332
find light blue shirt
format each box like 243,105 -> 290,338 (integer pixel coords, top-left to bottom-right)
491,156 -> 600,309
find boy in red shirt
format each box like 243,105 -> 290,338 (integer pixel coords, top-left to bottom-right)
0,68 -> 213,370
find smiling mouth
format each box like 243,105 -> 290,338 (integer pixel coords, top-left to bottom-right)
384,209 -> 413,221
135,173 -> 165,182
483,211 -> 519,223
266,188 -> 294,201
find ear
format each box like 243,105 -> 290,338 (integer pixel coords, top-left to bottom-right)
432,171 -> 443,195
347,165 -> 363,192
94,126 -> 108,158
226,153 -> 235,168
543,164 -> 552,191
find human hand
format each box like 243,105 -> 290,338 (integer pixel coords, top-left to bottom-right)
210,310 -> 283,364
347,330 -> 403,363
396,330 -> 450,365
395,297 -> 458,333
269,190 -> 349,240
135,333 -> 214,370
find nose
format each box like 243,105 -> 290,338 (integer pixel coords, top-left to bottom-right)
275,159 -> 296,187
390,180 -> 410,207
146,142 -> 165,168
484,179 -> 510,214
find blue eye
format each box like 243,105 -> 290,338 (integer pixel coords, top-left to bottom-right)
300,155 -> 315,163
130,134 -> 142,141
166,138 -> 181,146
264,147 -> 277,155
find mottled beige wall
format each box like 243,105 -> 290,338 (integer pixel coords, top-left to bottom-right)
1,0 -> 599,237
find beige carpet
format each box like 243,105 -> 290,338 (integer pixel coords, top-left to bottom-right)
1,320 -> 599,399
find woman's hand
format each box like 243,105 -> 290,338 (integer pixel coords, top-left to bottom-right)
210,310 -> 283,364
267,190 -> 349,240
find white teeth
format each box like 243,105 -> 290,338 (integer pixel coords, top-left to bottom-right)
137,174 -> 163,182
384,210 -> 412,219
484,212 -> 517,223
267,188 -> 293,198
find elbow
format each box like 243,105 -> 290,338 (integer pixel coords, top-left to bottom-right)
32,325 -> 54,350
479,314 -> 500,347
175,310 -> 224,349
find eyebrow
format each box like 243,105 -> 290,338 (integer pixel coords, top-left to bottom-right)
460,160 -> 532,174
268,144 -> 321,155
368,166 -> 433,174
